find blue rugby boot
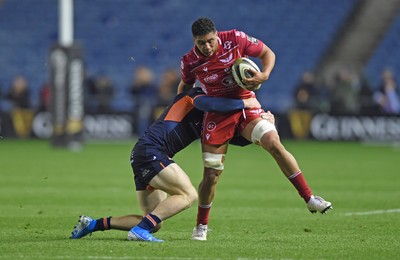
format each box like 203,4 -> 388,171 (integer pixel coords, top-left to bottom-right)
70,215 -> 96,239
127,226 -> 164,242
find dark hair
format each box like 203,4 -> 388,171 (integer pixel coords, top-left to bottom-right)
191,17 -> 216,36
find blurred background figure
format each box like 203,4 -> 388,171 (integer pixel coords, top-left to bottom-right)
289,70 -> 322,139
373,68 -> 400,115
6,75 -> 33,138
92,75 -> 115,113
153,67 -> 180,119
38,81 -> 51,112
330,68 -> 360,115
355,74 -> 376,115
130,66 -> 158,136
293,70 -> 320,111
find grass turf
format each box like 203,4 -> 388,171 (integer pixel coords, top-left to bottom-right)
0,139 -> 399,259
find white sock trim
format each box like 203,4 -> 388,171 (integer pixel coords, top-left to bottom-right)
199,203 -> 212,209
288,170 -> 302,179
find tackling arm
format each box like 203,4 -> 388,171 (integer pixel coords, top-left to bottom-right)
194,95 -> 260,113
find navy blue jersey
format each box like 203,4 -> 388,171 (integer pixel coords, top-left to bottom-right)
133,88 -> 204,158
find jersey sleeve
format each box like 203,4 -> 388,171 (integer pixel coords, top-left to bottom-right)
234,30 -> 264,57
180,57 -> 196,84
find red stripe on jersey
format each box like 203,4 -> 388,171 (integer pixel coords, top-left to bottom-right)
164,95 -> 194,122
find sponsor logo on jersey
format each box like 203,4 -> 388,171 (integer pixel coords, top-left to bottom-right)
219,53 -> 233,64
223,41 -> 232,50
203,67 -> 208,72
221,76 -> 236,87
235,31 -> 246,38
206,121 -> 217,131
204,74 -> 219,83
205,133 -> 211,140
247,36 -> 259,44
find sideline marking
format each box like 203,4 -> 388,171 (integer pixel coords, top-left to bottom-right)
343,208 -> 400,216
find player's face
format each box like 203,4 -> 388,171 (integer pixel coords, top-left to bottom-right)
193,31 -> 219,57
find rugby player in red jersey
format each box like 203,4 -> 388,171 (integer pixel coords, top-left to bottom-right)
177,17 -> 332,241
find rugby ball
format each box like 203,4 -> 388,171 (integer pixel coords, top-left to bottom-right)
232,57 -> 261,90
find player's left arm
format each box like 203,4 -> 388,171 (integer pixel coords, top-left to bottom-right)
242,44 -> 276,87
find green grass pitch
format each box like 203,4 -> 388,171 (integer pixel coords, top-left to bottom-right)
0,139 -> 399,259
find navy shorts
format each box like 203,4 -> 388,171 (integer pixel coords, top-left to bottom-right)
130,145 -> 175,191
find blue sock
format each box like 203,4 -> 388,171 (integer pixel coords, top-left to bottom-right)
137,213 -> 161,231
94,216 -> 111,231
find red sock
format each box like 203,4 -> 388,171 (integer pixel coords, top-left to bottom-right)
197,204 -> 212,225
288,170 -> 312,202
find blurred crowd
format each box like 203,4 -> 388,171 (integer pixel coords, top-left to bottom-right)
1,66 -> 399,138
292,67 -> 400,115
0,66 -> 179,138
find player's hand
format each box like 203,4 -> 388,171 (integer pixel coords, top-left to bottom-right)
260,111 -> 275,124
242,98 -> 261,109
242,68 -> 269,87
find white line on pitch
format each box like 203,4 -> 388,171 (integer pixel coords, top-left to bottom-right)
343,208 -> 400,216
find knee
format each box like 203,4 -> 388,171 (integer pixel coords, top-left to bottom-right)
203,167 -> 222,185
182,185 -> 198,209
261,132 -> 285,156
187,188 -> 198,207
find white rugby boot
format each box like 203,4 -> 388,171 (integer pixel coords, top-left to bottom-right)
192,224 -> 208,241
307,195 -> 332,214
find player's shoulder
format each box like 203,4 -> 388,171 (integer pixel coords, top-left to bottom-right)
181,47 -> 198,62
181,47 -> 204,72
218,29 -> 246,41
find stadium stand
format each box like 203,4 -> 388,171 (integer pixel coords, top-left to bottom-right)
4,0 -> 392,113
365,14 -> 400,87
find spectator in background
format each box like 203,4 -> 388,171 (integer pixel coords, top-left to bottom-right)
289,70 -> 320,139
130,66 -> 158,136
92,76 -> 115,113
39,82 -> 51,112
293,70 -> 319,111
373,68 -> 400,115
83,71 -> 97,113
356,74 -> 377,115
330,68 -> 360,115
153,67 -> 180,119
6,75 -> 33,138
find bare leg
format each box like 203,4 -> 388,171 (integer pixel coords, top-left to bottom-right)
198,143 -> 228,205
240,118 -> 299,177
110,215 -> 143,231
144,163 -> 198,221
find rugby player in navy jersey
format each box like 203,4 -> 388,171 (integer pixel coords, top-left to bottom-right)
70,87 -> 271,242
178,17 -> 332,241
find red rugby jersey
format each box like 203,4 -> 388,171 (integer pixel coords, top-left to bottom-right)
180,29 -> 264,99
